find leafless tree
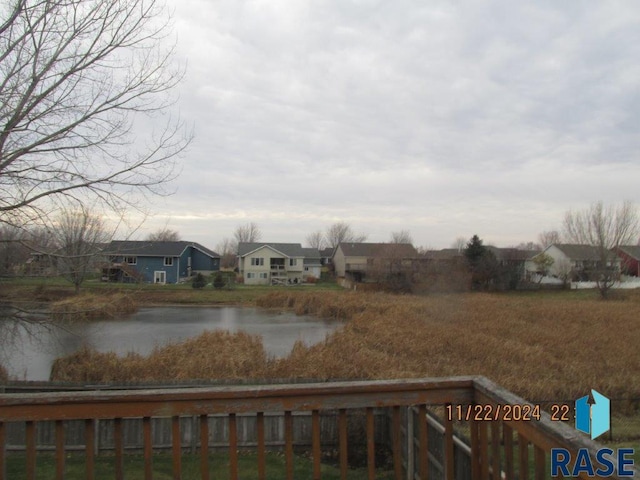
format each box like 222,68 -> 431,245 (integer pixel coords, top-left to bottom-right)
305,230 -> 325,250
215,237 -> 236,269
48,206 -> 112,293
514,241 -> 540,251
451,236 -> 467,253
325,222 -> 367,249
234,222 -> 262,245
0,224 -> 29,276
146,228 -> 181,242
0,0 -> 191,228
390,230 -> 413,244
538,230 -> 562,249
563,200 -> 639,298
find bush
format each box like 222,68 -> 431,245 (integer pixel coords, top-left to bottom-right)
213,273 -> 226,289
192,273 -> 207,289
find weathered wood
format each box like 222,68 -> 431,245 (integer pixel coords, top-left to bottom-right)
1,376 -> 634,480
445,413 -> 455,480
418,405 -> 428,480
534,445 -> 545,480
503,424 -> 513,480
0,377 -> 478,421
518,432 -> 528,480
366,407 -> 376,480
392,406 -> 402,480
229,413 -> 238,480
339,408 -> 348,480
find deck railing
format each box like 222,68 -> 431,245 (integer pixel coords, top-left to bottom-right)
0,376 -> 634,480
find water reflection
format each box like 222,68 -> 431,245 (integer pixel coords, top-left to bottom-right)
0,307 -> 341,381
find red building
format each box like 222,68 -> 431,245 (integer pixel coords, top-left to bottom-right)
613,245 -> 640,277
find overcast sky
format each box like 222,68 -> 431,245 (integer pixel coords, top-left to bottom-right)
138,0 -> 640,250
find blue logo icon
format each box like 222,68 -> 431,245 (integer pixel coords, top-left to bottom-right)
575,390 -> 610,440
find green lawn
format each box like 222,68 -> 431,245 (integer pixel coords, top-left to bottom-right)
6,451 -> 393,480
0,276 -> 344,307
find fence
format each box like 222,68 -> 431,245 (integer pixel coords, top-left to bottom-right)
0,376 -> 636,480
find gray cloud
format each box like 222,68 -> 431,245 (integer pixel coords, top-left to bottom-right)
139,0 -> 640,248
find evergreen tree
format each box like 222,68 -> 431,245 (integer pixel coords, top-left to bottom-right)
464,235 -> 498,290
192,273 -> 207,289
464,235 -> 486,267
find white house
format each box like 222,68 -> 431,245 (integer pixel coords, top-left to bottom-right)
526,244 -> 621,281
237,243 -> 320,285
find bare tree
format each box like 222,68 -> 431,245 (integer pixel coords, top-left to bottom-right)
451,236 -> 467,253
514,241 -> 540,251
563,200 -> 639,298
325,222 -> 367,249
538,230 -> 562,249
147,228 -> 181,242
48,206 -> 111,293
0,0 -> 191,227
215,237 -> 236,269
390,230 -> 413,244
234,222 -> 262,245
0,224 -> 29,276
305,230 -> 325,250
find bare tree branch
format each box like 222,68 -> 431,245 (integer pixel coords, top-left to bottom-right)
0,0 -> 191,224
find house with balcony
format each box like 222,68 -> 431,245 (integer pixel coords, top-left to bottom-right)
238,242 -> 318,285
525,244 -> 621,281
103,240 -> 220,284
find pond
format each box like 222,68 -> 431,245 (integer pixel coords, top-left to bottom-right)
0,307 -> 343,381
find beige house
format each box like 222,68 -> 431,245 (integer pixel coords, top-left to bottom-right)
238,243 -> 315,285
332,242 -> 418,282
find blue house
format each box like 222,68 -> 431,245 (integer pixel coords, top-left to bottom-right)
103,241 -> 220,284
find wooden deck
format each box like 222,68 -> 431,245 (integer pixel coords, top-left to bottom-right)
0,376 -> 633,479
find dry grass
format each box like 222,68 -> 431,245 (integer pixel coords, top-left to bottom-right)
51,290 -> 640,405
50,330 -> 268,382
50,292 -> 138,321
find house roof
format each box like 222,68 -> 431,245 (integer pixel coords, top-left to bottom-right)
238,242 -> 306,258
337,242 -> 418,257
615,245 -> 640,260
551,244 -> 605,261
319,247 -> 335,258
105,241 -> 220,258
423,249 -> 463,260
300,248 -> 321,265
486,246 -> 540,261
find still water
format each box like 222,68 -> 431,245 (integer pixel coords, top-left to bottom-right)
1,307 -> 342,381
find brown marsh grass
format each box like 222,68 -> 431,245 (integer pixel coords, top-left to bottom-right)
50,292 -> 138,321
51,290 -> 640,404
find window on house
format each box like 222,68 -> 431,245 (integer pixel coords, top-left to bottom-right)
125,256 -> 137,265
251,257 -> 264,266
247,272 -> 255,279
259,272 -> 268,279
289,258 -> 297,266
164,257 -> 173,266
